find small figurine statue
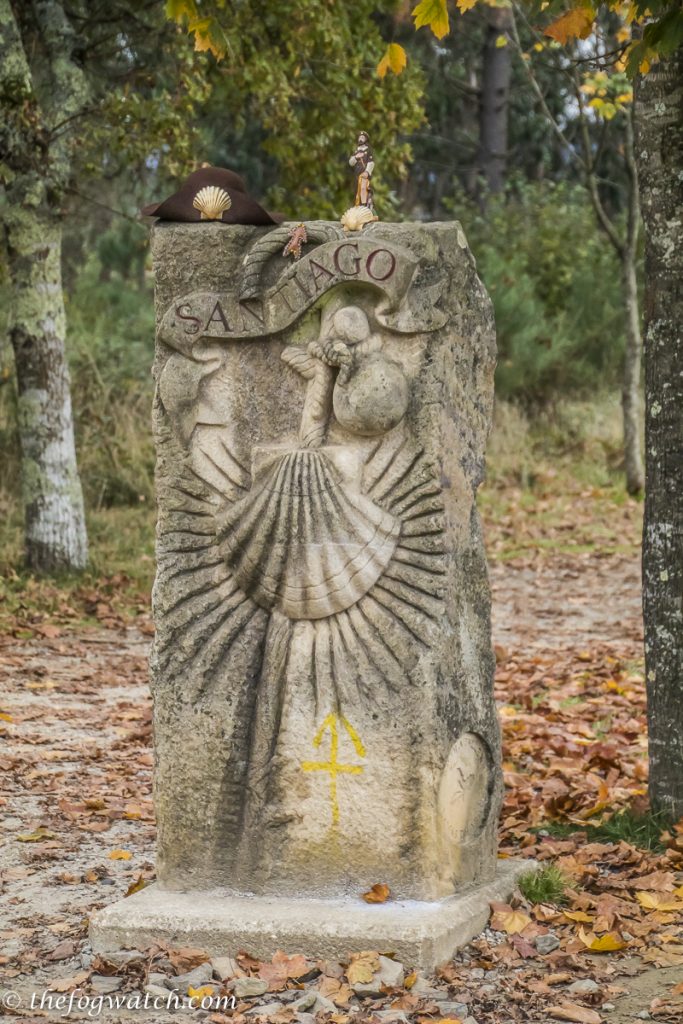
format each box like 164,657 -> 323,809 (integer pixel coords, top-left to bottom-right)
341,131 -> 378,232
349,130 -> 374,210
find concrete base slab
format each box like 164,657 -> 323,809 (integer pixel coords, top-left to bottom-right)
90,859 -> 535,971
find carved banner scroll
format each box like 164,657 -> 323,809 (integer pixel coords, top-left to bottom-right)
148,220 -> 500,906
159,236 -> 449,358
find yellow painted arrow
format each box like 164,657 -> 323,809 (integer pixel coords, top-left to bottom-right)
302,712 -> 366,825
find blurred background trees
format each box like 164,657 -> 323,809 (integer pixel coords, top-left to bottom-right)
0,0 -> 661,559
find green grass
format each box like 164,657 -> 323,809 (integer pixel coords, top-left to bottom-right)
0,504 -> 155,627
536,810 -> 671,852
518,865 -> 569,905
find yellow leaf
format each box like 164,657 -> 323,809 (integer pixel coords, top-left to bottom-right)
346,951 -> 379,985
563,910 -> 594,923
0,712 -> 13,722
578,927 -> 628,952
125,874 -> 147,897
377,43 -> 408,79
412,0 -> 450,40
165,0 -> 198,23
108,849 -> 132,860
544,6 -> 595,46
17,827 -> 56,842
188,16 -> 227,59
491,906 -> 532,934
457,0 -> 478,11
188,985 -> 214,999
534,42 -> 545,51
636,891 -> 683,912
495,34 -> 508,47
405,971 -> 418,989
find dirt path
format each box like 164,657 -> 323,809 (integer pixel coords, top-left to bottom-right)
3,545 -> 681,1022
490,550 -> 643,652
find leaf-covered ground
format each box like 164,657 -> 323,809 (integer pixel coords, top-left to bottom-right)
2,476 -> 683,1022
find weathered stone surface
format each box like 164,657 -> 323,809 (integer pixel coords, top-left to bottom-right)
150,220 -> 497,898
91,219 -> 515,965
90,859 -> 534,971
534,933 -> 560,954
233,977 -> 269,999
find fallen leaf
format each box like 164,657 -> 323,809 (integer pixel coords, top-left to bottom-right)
16,827 -> 56,842
125,874 -> 147,897
636,891 -> 683,912
578,928 -> 627,952
260,951 -> 312,991
168,946 -> 211,973
49,972 -> 90,992
188,985 -> 215,999
108,849 -> 132,860
362,883 -> 391,904
548,1002 -> 602,1024
563,910 -> 594,923
346,950 -> 379,985
490,902 -> 532,935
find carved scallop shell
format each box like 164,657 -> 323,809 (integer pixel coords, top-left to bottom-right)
217,446 -> 399,620
193,185 -> 232,220
340,205 -> 378,232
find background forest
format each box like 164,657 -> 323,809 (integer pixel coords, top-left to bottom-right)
0,2 -> 639,582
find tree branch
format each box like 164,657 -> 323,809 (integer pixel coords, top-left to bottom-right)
572,67 -> 625,257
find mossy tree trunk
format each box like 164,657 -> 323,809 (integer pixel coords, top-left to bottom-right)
635,50 -> 683,819
0,0 -> 88,571
4,199 -> 87,571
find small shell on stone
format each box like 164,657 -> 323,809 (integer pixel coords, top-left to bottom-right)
193,186 -> 232,221
340,205 -> 378,232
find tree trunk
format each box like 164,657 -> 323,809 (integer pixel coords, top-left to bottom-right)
1,0 -> 89,572
621,252 -> 645,495
635,49 -> 683,819
5,199 -> 88,571
477,6 -> 513,195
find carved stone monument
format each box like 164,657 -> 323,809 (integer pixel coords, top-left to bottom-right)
91,221 -> 529,968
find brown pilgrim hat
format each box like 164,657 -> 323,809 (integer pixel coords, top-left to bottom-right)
141,166 -> 282,225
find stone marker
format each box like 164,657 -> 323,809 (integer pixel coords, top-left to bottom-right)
90,220 -> 531,968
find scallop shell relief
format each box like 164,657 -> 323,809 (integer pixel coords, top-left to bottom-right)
193,186 -> 232,220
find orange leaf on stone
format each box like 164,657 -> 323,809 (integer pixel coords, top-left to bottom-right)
362,883 -> 391,904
